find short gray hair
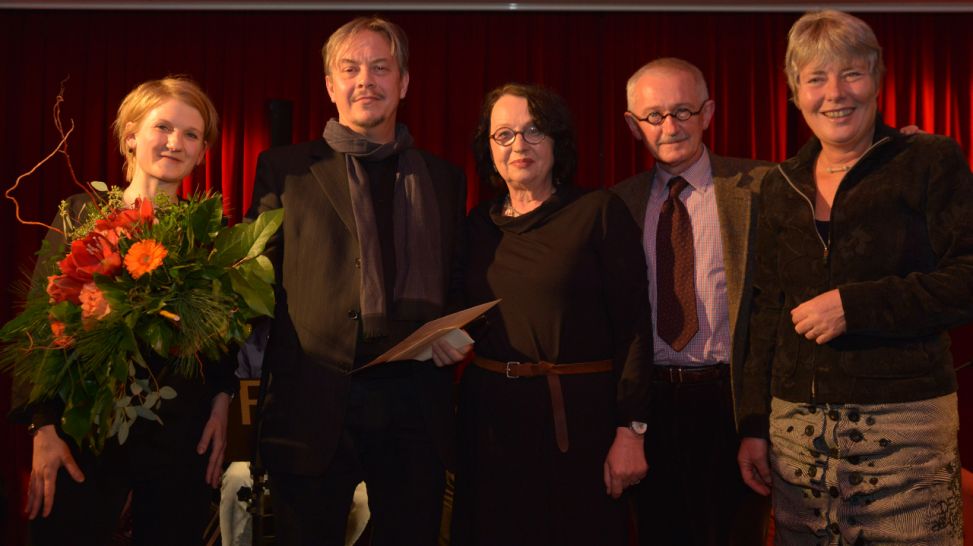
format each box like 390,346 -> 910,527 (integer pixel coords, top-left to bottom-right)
625,57 -> 709,111
785,10 -> 883,104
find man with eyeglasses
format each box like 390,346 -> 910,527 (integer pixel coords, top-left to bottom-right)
246,15 -> 469,546
611,57 -> 773,546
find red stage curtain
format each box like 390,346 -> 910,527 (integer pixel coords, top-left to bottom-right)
1,9 -> 972,545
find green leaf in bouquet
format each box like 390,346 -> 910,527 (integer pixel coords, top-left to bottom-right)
239,254 -> 275,285
32,350 -> 73,402
117,325 -> 147,369
137,317 -> 174,357
90,181 -> 109,192
226,316 -> 250,344
143,391 -> 159,409
228,268 -> 275,318
62,403 -> 93,446
134,405 -> 162,424
97,280 -> 132,316
48,300 -> 79,323
118,419 -> 131,445
111,353 -> 128,383
159,386 -> 177,400
109,408 -> 124,437
92,387 -> 115,443
184,195 -> 224,245
211,208 -> 283,268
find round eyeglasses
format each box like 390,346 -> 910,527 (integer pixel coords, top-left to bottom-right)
490,125 -> 547,146
627,102 -> 709,126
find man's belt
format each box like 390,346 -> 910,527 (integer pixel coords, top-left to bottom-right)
650,363 -> 728,384
473,355 -> 613,453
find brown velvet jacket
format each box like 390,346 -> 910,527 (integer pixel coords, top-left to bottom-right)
739,122 -> 973,438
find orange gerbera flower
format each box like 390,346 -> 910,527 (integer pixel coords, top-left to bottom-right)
124,239 -> 168,279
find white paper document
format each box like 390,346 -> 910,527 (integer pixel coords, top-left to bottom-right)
355,299 -> 500,371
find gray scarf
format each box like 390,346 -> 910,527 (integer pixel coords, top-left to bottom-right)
323,120 -> 444,339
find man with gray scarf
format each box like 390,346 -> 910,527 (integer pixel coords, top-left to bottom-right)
246,16 -> 469,546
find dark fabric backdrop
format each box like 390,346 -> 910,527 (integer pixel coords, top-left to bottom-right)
1,9 -> 971,545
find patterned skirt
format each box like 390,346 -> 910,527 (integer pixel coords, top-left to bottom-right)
769,394 -> 963,545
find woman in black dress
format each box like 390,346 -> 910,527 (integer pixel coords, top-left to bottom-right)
453,83 -> 653,546
17,77 -> 234,546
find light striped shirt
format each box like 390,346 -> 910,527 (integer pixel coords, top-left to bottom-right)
644,148 -> 731,366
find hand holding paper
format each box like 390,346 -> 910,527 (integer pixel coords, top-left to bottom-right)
428,330 -> 474,367
357,300 -> 499,371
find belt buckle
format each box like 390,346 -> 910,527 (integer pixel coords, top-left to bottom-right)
667,366 -> 685,383
505,361 -> 521,379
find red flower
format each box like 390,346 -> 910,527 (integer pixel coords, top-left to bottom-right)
94,198 -> 155,245
48,232 -> 122,304
46,274 -> 86,305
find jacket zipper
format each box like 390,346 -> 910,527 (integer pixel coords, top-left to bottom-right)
775,136 -> 891,402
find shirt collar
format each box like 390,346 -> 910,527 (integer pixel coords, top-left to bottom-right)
653,145 -> 712,195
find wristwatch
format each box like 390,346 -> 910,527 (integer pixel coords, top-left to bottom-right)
628,420 -> 648,436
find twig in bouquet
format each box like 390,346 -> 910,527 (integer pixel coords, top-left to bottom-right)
51,78 -> 96,202
4,77 -> 100,235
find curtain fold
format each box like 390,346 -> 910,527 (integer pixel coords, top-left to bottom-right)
2,10 -> 972,545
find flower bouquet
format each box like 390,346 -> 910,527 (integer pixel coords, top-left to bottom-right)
0,187 -> 283,451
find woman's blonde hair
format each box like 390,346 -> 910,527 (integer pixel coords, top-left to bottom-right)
113,76 -> 219,181
785,10 -> 884,104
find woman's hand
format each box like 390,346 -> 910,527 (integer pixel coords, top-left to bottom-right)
603,426 -> 648,499
430,337 -> 472,368
737,437 -> 772,496
27,425 -> 85,519
791,289 -> 846,344
197,392 -> 231,488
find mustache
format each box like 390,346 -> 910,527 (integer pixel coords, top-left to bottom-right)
353,91 -> 385,101
658,134 -> 688,145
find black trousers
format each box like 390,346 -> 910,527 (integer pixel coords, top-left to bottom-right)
270,373 -> 446,546
632,373 -> 770,546
29,424 -> 212,546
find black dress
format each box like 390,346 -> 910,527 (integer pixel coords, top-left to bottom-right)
454,186 -> 653,546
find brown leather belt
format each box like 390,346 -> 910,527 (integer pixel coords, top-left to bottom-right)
650,363 -> 728,384
473,355 -> 613,454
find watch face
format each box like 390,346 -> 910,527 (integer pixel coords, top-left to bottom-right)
630,421 -> 648,435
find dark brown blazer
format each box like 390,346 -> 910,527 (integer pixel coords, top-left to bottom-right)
611,152 -> 773,428
247,139 -> 466,474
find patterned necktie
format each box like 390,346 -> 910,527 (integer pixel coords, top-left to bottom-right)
656,176 -> 698,351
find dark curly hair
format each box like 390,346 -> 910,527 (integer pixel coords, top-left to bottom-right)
472,83 -> 577,191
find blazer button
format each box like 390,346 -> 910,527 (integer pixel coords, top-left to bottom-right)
347,309 -> 360,320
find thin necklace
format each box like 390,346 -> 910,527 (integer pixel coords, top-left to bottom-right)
504,187 -> 556,217
823,152 -> 865,174
503,194 -> 522,217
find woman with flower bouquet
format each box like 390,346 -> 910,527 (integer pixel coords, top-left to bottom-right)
3,77 -> 281,545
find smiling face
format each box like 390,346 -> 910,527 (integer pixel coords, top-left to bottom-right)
325,29 -> 409,143
489,94 -> 555,194
125,98 -> 206,186
625,67 -> 714,175
795,58 -> 878,153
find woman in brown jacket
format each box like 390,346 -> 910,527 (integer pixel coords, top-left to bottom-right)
737,10 -> 973,545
